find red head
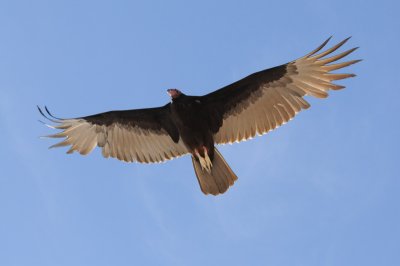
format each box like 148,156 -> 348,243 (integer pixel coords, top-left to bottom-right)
167,88 -> 182,99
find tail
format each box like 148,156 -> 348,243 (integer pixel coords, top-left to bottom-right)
191,148 -> 238,195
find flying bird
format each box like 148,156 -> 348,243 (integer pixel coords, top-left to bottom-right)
39,37 -> 360,196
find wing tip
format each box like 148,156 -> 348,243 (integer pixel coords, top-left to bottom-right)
305,35 -> 354,59
304,36 -> 333,58
343,36 -> 352,42
37,105 -> 63,124
331,84 -> 346,90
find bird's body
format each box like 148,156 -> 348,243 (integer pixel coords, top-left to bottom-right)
39,37 -> 360,195
170,95 -> 213,155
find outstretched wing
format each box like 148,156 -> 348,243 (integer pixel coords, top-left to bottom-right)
39,105 -> 188,163
202,37 -> 361,144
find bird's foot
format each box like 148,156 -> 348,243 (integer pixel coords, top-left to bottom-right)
195,147 -> 213,173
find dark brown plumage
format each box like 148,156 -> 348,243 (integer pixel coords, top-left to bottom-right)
39,37 -> 360,195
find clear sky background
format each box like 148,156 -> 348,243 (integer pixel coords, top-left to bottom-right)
0,0 -> 399,265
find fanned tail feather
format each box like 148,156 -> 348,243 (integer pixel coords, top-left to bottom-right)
192,148 -> 238,195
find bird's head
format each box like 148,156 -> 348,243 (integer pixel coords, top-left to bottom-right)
167,88 -> 182,99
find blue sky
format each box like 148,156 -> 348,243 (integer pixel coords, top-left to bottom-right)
0,0 -> 399,265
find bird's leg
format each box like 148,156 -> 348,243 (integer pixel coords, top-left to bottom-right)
203,146 -> 213,172
194,148 -> 206,172
194,147 -> 212,173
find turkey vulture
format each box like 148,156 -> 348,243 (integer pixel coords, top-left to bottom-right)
39,37 -> 360,195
